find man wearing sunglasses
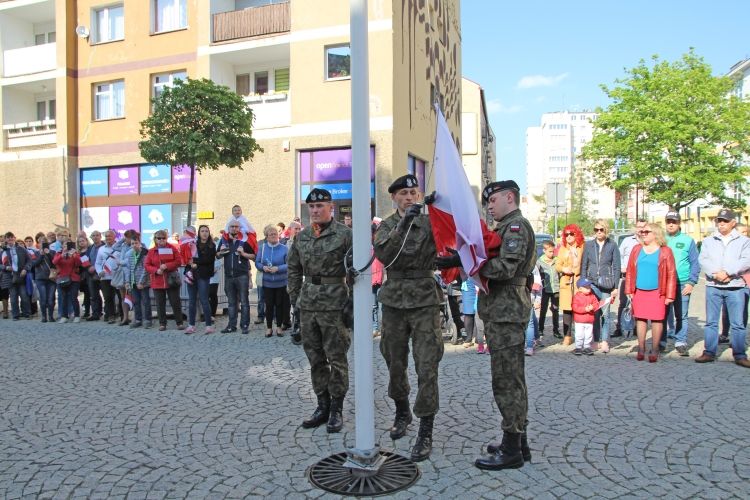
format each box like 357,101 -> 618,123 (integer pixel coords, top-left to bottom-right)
696,208 -> 750,368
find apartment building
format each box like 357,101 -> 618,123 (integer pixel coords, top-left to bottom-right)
0,0 -> 462,239
524,110 -> 616,232
461,77 -> 495,209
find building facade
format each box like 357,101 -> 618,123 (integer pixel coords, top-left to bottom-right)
0,0 -> 463,239
524,110 -> 616,233
461,77 -> 495,209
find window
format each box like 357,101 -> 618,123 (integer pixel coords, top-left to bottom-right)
274,68 -> 289,92
254,71 -> 268,95
153,0 -> 187,33
34,32 -> 55,45
236,74 -> 250,96
36,100 -> 55,121
94,80 -> 125,120
93,5 -> 124,43
152,70 -> 187,100
325,45 -> 350,80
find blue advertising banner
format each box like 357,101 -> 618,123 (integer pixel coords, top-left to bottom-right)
141,204 -> 172,244
80,168 -> 108,197
140,164 -> 171,194
301,182 -> 375,201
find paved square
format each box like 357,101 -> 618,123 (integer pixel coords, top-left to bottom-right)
1,283 -> 748,499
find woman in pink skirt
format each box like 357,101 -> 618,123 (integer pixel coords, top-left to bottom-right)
624,223 -> 677,362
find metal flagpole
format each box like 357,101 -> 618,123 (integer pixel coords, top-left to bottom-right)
307,1 -> 419,494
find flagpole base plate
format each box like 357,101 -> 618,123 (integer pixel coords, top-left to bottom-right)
307,450 -> 419,496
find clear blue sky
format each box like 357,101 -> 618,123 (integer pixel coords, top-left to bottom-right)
461,0 -> 750,194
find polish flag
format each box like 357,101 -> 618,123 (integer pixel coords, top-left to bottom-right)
428,105 -> 490,292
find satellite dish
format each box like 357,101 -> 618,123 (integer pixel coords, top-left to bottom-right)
75,25 -> 89,38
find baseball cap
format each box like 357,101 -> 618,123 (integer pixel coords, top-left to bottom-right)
576,278 -> 593,288
665,211 -> 681,222
716,208 -> 737,221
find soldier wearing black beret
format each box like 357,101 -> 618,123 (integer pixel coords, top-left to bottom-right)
287,187 -> 353,433
373,173 -> 443,462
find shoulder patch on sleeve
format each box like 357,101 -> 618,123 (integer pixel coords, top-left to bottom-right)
509,224 -> 521,232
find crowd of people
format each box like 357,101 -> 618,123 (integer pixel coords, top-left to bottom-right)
523,210 -> 750,368
0,205 -> 307,338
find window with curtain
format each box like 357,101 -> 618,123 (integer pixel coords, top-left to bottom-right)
274,68 -> 289,92
94,80 -> 125,120
152,70 -> 187,101
154,0 -> 187,33
94,5 -> 124,43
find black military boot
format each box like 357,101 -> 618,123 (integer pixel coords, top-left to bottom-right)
487,431 -> 531,462
389,399 -> 413,440
410,416 -> 434,462
301,393 -> 330,429
326,397 -> 344,433
475,432 -> 524,470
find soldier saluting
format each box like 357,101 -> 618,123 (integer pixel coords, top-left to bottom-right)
373,174 -> 443,462
470,180 -> 536,470
287,188 -> 353,433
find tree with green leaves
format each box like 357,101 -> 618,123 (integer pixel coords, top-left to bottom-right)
139,78 -> 263,227
581,50 -> 750,212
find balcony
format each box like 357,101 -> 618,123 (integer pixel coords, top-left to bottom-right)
3,119 -> 56,149
3,43 -> 56,78
243,91 -> 290,129
212,2 -> 290,44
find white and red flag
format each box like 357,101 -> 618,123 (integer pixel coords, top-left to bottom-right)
428,106 -> 490,292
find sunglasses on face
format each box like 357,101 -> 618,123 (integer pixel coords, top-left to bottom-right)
594,228 -> 605,233
155,237 -> 166,240
639,230 -> 652,235
565,232 -> 576,236
716,219 -> 731,223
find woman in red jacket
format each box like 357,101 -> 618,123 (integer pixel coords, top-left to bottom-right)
624,223 -> 677,362
52,242 -> 82,323
145,229 -> 185,331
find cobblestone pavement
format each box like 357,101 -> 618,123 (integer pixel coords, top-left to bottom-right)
1,281 -> 748,499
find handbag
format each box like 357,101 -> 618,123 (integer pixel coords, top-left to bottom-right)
57,276 -> 72,288
167,270 -> 182,288
44,259 -> 58,281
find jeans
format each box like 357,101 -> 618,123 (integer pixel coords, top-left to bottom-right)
721,289 -> 749,334
36,279 -> 56,320
9,282 -> 30,318
131,286 -> 153,322
593,290 -> 612,342
225,274 -> 250,329
256,285 -> 265,320
664,280 -> 691,347
704,286 -> 747,360
87,274 -> 103,318
539,291 -> 559,334
525,308 -> 538,349
187,278 -> 213,326
58,282 -> 80,318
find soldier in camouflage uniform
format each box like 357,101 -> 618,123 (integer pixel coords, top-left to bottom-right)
373,174 -> 443,462
473,180 -> 536,470
287,188 -> 353,433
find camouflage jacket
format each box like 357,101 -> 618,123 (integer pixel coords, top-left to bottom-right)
287,220 -> 352,311
478,208 -> 536,323
374,212 -> 442,309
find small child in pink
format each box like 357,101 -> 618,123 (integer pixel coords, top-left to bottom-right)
571,278 -> 599,355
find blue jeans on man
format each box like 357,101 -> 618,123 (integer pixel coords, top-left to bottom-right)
256,285 -> 265,323
663,280 -> 691,348
130,286 -> 153,323
703,286 -> 748,360
225,274 -> 250,330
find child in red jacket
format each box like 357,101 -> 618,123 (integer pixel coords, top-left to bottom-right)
572,278 -> 599,355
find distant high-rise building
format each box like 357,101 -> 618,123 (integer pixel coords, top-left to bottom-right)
524,111 -> 616,233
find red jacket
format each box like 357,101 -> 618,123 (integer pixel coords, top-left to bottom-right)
624,245 -> 677,301
52,252 -> 82,282
571,291 -> 598,324
144,244 -> 182,290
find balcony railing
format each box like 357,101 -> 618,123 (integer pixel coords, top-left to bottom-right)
3,119 -> 57,148
242,91 -> 290,129
212,2 -> 290,43
3,42 -> 56,78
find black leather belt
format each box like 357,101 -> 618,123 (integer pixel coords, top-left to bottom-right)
387,270 -> 434,279
305,275 -> 345,285
495,277 -> 528,286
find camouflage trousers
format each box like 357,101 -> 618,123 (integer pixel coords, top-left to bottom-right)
484,321 -> 528,433
301,309 -> 351,399
380,305 -> 443,417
